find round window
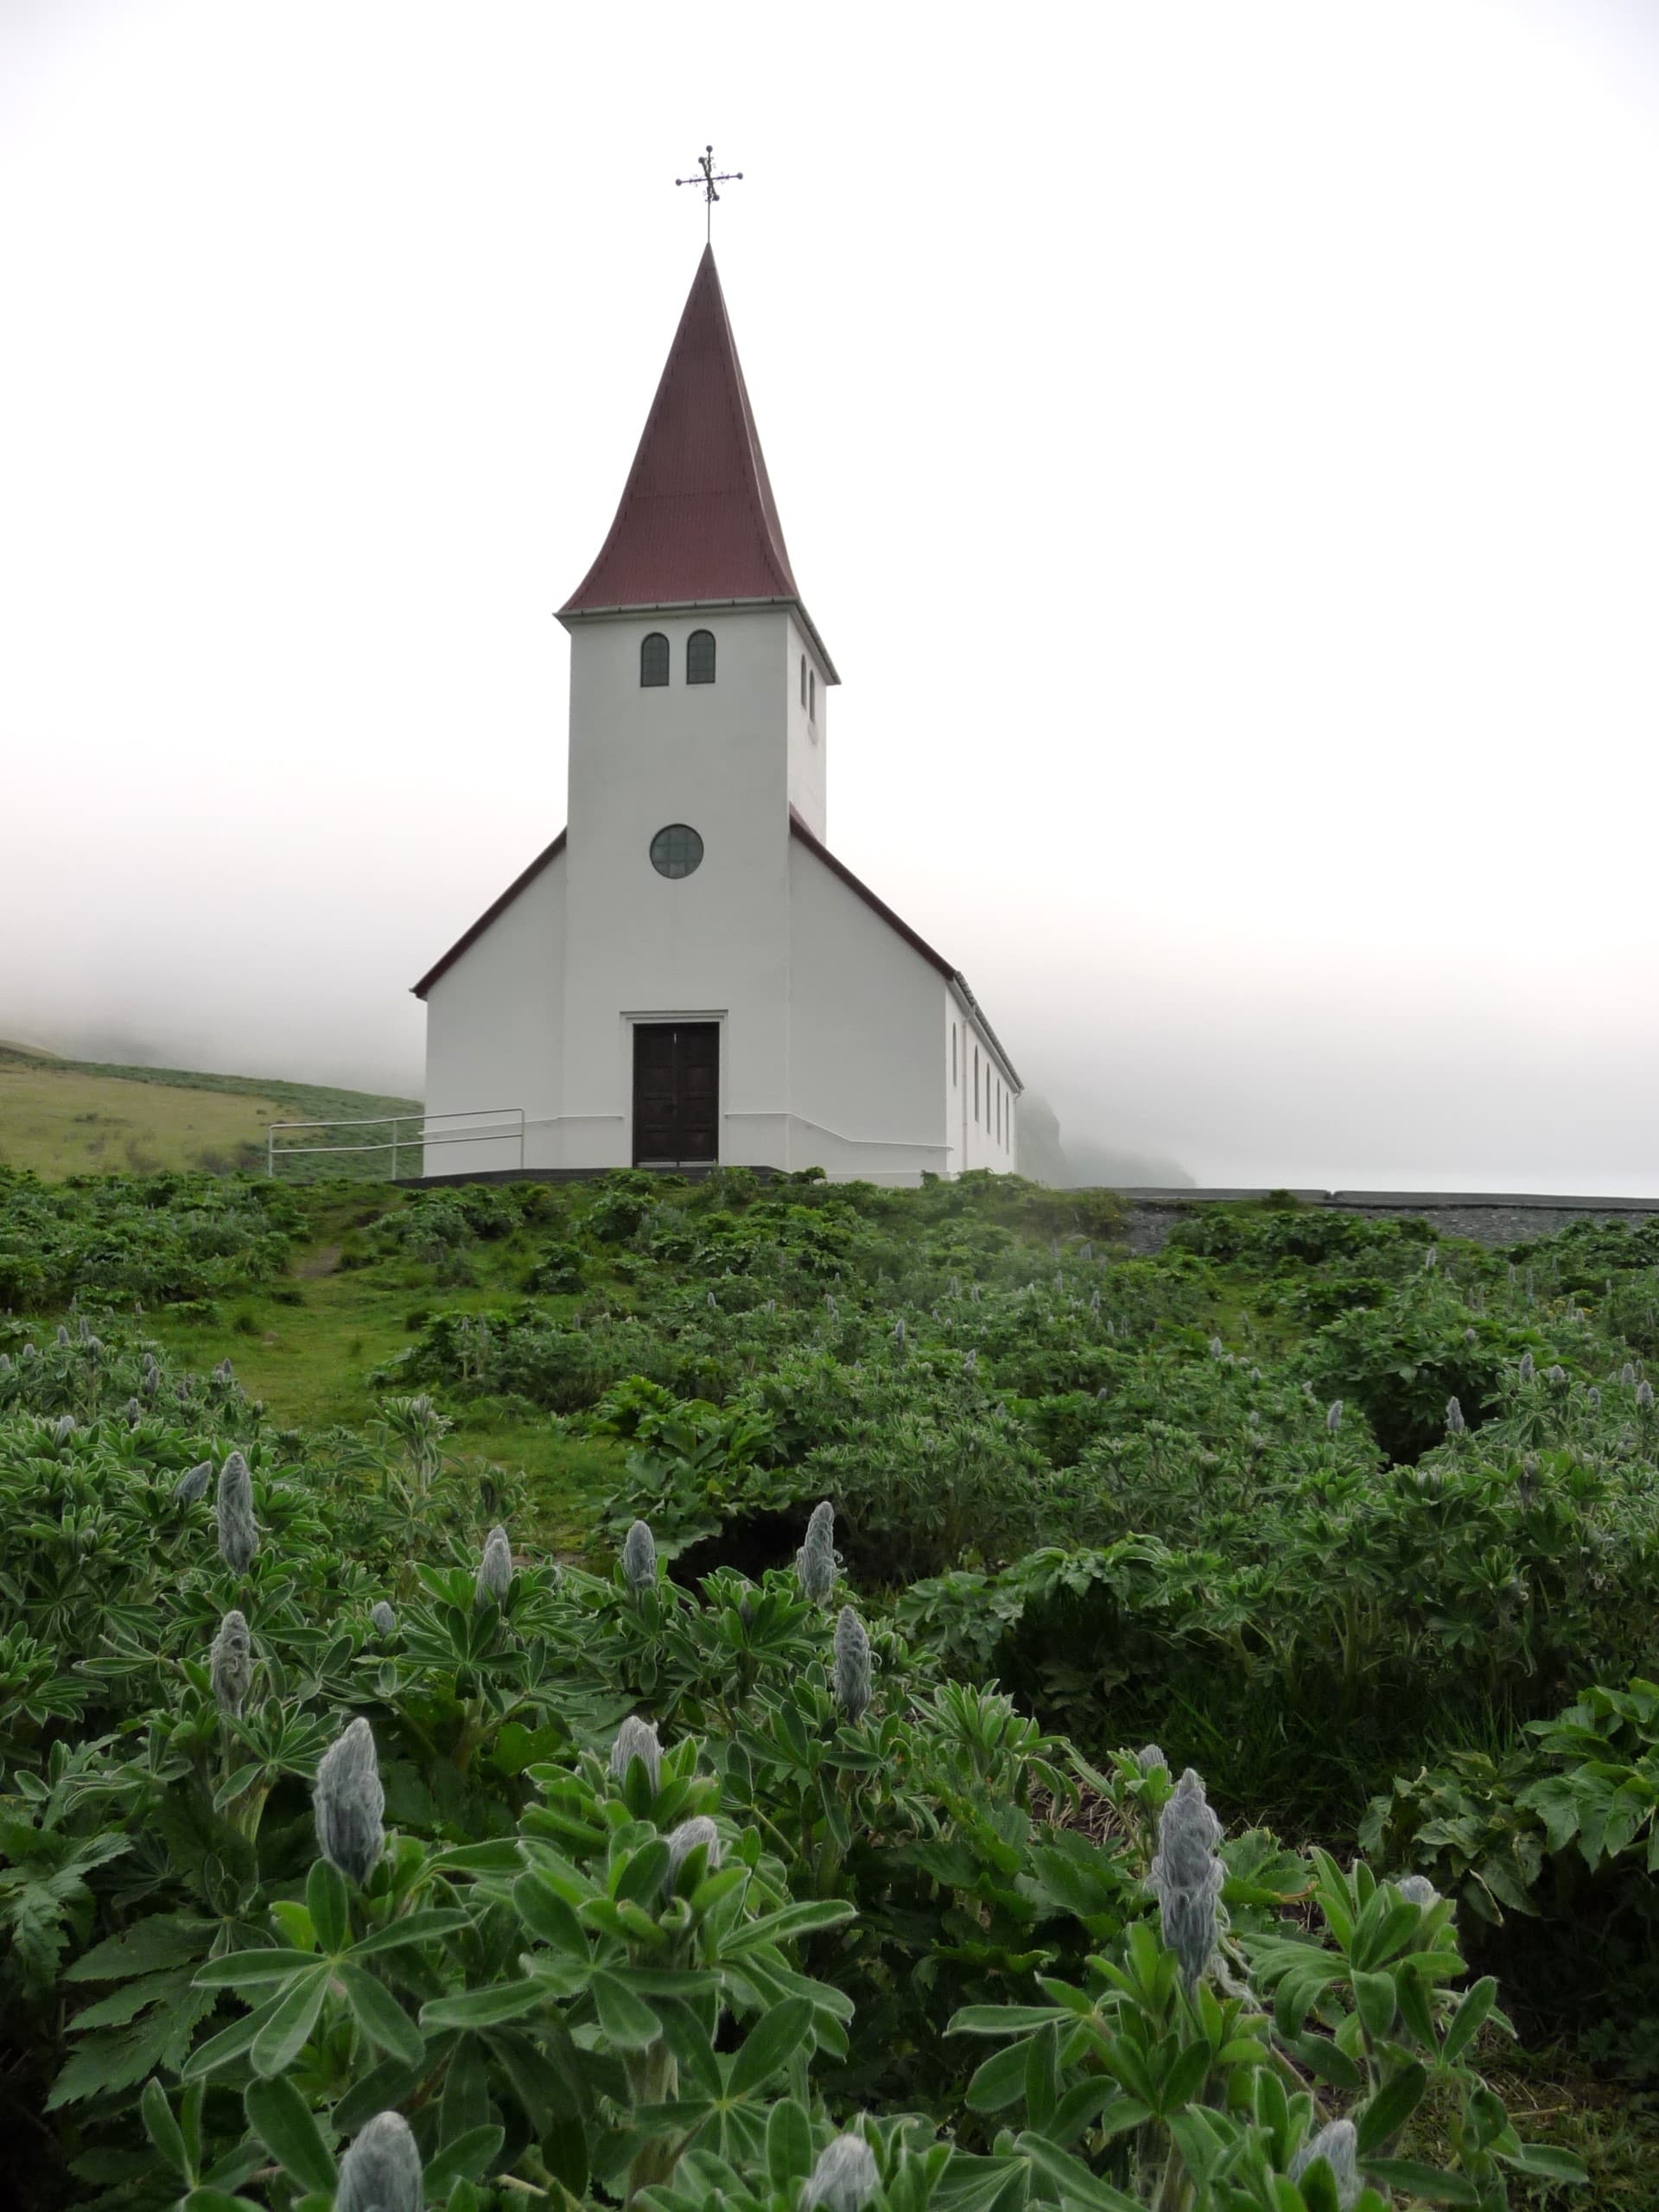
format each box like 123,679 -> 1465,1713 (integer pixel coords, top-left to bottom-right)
649,823 -> 703,880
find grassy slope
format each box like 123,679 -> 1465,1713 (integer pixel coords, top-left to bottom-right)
0,1043 -> 418,1179
140,1181 -> 623,1553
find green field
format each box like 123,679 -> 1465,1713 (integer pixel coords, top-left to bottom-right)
0,1040 -> 417,1179
3,1162 -> 1656,2206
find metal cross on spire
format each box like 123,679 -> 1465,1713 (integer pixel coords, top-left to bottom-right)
676,143 -> 743,243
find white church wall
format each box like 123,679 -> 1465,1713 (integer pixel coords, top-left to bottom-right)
787,838 -> 949,1185
422,851 -> 566,1175
784,612 -> 828,842
946,995 -> 1020,1178
560,607 -> 796,1170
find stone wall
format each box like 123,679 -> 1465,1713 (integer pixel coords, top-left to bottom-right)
1111,1189 -> 1659,1257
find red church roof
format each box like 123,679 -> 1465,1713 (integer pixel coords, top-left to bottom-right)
560,248 -> 835,675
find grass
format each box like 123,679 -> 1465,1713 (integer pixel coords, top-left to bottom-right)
140,1181 -> 624,1554
0,1041 -> 417,1180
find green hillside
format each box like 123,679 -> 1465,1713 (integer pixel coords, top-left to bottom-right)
2,1165 -> 1649,2202
0,1040 -> 417,1178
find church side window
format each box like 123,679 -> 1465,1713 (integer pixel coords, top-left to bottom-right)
640,632 -> 669,687
809,669 -> 816,721
974,1046 -> 980,1123
800,653 -> 807,706
951,1025 -> 957,1086
687,629 -> 716,684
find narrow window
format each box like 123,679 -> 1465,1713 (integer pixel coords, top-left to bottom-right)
809,668 -> 816,721
996,1085 -> 1001,1145
640,632 -> 669,687
800,653 -> 807,706
974,1046 -> 980,1122
687,629 -> 715,684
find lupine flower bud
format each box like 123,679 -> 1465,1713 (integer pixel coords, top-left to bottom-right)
56,1325 -> 70,1346
1639,1380 -> 1655,1410
666,1815 -> 721,1884
0,1352 -> 10,1373
475,1525 -> 513,1606
22,1342 -> 37,1359
1097,1385 -> 1109,1400
174,1460 -> 212,1504
1426,1246 -> 1438,1269
797,1501 -> 837,1605
314,1717 -> 385,1885
1519,1351 -> 1535,1382
1546,1364 -> 1567,1386
833,1606 -> 872,1722
211,1610 -> 253,1715
1147,1768 -> 1225,1988
609,1714 -> 662,1796
335,2110 -> 423,2212
964,1348 -> 978,1376
1622,1363 -> 1637,1387
125,1397 -> 142,1426
622,1518 -> 656,1592
970,1283 -> 981,1302
706,1291 -> 716,1310
215,1452 -> 257,1572
892,1317 -> 906,1348
1446,1396 -> 1465,1434
1587,1385 -> 1602,1409
1325,1400 -> 1343,1433
370,1600 -> 397,1637
53,1414 -> 76,1441
1289,2119 -> 1360,2209
825,1293 -> 838,1318
1396,1874 -> 1440,1908
802,2132 -> 880,2212
1209,1336 -> 1224,1358
1090,1287 -> 1101,1314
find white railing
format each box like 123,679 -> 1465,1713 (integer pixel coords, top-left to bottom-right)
265,1108 -> 525,1179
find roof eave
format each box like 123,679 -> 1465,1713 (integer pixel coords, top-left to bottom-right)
948,973 -> 1023,1093
557,596 -> 840,685
410,830 -> 568,1000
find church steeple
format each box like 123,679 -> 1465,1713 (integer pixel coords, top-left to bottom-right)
560,248 -> 836,678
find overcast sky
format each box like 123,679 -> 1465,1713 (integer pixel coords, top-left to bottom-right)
3,0 -> 1657,1192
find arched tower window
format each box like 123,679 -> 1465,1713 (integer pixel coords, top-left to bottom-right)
639,632 -> 669,687
686,629 -> 716,684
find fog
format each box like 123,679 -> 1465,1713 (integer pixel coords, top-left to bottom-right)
3,0 -> 1656,1192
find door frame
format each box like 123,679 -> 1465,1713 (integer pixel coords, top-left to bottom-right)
623,1010 -> 726,1168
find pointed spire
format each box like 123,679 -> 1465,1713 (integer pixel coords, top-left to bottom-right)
561,248 -> 814,628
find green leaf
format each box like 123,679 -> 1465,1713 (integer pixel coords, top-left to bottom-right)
422,1980 -> 549,2031
1355,2062 -> 1426,2157
1441,1976 -> 1497,2067
250,1964 -> 332,2079
141,2079 -> 189,2181
423,2126 -> 505,2196
1352,1970 -> 1397,2040
182,2191 -> 264,2212
1360,2159 -> 1480,2204
513,1872 -> 588,1959
949,2005 -> 1071,2037
592,1971 -> 662,2052
338,1963 -> 424,2067
305,1859 -> 350,1955
722,1899 -> 857,1954
1503,2143 -> 1590,2182
348,1909 -> 472,1957
728,1998 -> 812,2101
968,2040 -> 1038,2114
194,1949 -> 316,1990
766,2098 -> 813,2189
244,2075 -> 337,2196
1014,2130 -> 1140,2210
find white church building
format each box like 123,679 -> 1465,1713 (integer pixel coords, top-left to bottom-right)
414,247 -> 1020,1185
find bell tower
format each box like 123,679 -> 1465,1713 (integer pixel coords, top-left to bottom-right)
553,248 -> 837,1166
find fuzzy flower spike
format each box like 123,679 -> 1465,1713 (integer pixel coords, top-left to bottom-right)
833,1607 -> 873,1723
214,1452 -> 257,1573
210,1611 -> 253,1716
335,2110 -> 423,2212
802,2132 -> 880,2212
622,1518 -> 657,1592
797,1500 -> 836,1605
609,1714 -> 662,1796
474,1525 -> 512,1607
1147,1766 -> 1225,1989
314,1716 -> 385,1886
1289,2119 -> 1361,2210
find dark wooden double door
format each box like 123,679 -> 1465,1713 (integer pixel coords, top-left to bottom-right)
632,1022 -> 719,1167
